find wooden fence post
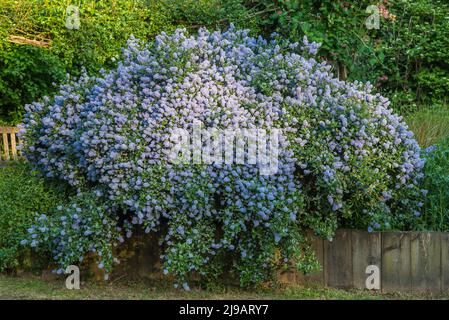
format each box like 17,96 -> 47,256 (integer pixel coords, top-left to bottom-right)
324,229 -> 353,288
0,127 -> 20,161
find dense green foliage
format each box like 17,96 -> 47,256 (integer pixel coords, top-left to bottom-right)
1,0 -> 448,123
0,163 -> 68,272
0,0 -> 258,124
418,140 -> 449,231
250,0 -> 449,113
0,46 -> 65,125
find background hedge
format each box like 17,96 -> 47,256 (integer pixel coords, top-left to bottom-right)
0,0 -> 258,124
1,0 -> 449,124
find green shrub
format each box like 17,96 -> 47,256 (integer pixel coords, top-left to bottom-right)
0,163 -> 68,272
418,139 -> 449,231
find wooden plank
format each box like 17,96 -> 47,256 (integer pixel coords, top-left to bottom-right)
352,230 -> 381,289
8,35 -> 51,48
442,233 -> 449,294
2,133 -> 9,161
297,230 -> 324,285
324,229 -> 353,288
0,127 -> 19,134
10,133 -> 17,160
411,232 -> 441,294
381,232 -> 411,293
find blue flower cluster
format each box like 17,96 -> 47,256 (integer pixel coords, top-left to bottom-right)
21,192 -> 121,277
21,26 -> 424,286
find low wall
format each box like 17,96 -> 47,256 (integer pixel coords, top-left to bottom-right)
111,229 -> 449,294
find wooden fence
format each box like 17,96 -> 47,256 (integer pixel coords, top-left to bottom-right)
110,229 -> 449,295
288,229 -> 449,294
0,127 -> 20,161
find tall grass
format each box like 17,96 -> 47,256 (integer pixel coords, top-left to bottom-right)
406,105 -> 449,148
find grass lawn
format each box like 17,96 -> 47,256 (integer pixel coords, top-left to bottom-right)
0,274 -> 446,300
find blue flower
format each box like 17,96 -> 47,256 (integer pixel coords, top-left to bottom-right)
425,145 -> 436,153
274,233 -> 281,243
176,226 -> 185,235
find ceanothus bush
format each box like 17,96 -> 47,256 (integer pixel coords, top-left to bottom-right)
20,26 -> 425,287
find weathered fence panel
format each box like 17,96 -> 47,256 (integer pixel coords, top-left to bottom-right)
297,230 -> 449,294
296,230 -> 324,284
0,127 -> 20,161
324,229 -> 353,288
381,232 -> 412,293
112,230 -> 449,294
352,231 -> 381,289
307,230 -> 325,283
410,232 -> 441,294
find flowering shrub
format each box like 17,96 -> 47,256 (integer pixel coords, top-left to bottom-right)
24,192 -> 121,277
21,26 -> 425,287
